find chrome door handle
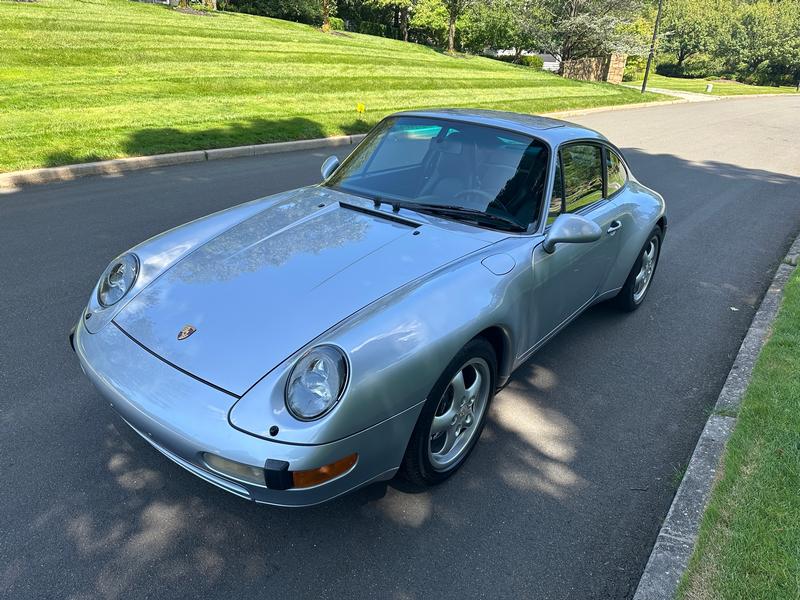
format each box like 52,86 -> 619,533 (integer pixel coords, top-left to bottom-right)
607,220 -> 622,235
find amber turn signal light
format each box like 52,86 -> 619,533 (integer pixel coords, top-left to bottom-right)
292,453 -> 358,488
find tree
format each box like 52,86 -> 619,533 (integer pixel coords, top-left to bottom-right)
538,0 -> 645,64
442,0 -> 475,52
368,0 -> 415,41
409,0 -> 450,47
660,0 -> 722,66
720,0 -> 799,82
462,0 -> 546,58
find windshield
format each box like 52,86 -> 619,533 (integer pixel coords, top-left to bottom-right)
325,116 -> 549,230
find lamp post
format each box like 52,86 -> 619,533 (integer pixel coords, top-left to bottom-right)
641,0 -> 665,94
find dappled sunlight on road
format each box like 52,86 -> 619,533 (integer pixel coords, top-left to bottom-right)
491,384 -> 583,498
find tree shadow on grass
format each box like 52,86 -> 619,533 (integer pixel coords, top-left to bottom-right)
43,116 -> 372,168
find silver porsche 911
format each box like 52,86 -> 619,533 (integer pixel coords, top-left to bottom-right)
72,109 -> 666,507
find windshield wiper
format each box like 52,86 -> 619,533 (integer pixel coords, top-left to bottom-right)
388,200 -> 526,232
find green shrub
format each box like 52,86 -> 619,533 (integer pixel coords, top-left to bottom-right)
223,0 -> 323,25
520,55 -> 544,69
656,55 -> 721,79
356,20 -> 398,38
328,16 -> 344,30
623,56 -> 646,81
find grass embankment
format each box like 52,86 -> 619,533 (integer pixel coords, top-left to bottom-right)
0,0 -> 664,173
679,267 -> 800,599
640,73 -> 799,96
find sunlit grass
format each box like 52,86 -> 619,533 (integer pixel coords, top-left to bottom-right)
679,268 -> 800,599
0,0 -> 664,172
640,73 -> 799,96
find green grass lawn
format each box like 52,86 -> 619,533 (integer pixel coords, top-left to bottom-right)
640,73 -> 799,96
0,0 -> 665,173
679,266 -> 800,599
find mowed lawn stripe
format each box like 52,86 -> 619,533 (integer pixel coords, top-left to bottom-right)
0,0 -> 663,172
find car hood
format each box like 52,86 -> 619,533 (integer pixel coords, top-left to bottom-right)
114,187 -> 491,396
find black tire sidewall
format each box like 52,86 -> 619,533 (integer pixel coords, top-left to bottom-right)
617,226 -> 662,311
401,338 -> 497,485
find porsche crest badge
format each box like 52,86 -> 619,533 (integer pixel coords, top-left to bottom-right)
177,325 -> 197,340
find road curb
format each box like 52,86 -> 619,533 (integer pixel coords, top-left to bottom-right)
546,98 -> 685,118
633,231 -> 800,600
0,100 -> 691,191
0,134 -> 367,190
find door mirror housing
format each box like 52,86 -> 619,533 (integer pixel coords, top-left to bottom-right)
320,155 -> 340,180
543,213 -> 602,253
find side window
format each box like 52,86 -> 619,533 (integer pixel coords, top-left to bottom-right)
606,149 -> 627,195
547,160 -> 564,225
561,144 -> 603,213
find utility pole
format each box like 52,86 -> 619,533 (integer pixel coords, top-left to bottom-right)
641,0 -> 664,94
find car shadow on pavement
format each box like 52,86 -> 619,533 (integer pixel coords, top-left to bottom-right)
5,149 -> 800,600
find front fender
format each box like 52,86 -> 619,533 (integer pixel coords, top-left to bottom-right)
229,237 -> 533,446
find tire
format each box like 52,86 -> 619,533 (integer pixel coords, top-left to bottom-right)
399,337 -> 497,486
614,225 -> 662,312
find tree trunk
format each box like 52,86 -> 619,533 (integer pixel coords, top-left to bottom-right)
400,6 -> 409,42
204,0 -> 217,9
178,0 -> 189,8
322,0 -> 330,28
447,15 -> 456,53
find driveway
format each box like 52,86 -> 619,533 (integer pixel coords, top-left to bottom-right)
1,96 -> 799,599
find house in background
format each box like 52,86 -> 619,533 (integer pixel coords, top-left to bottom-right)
490,50 -> 561,72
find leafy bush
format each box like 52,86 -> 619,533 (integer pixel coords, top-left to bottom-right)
356,20 -> 398,38
222,0 -> 323,25
328,16 -> 344,30
520,55 -> 544,69
656,55 -> 721,79
623,55 -> 646,81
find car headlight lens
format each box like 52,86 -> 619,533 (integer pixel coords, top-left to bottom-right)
97,253 -> 139,307
286,345 -> 348,420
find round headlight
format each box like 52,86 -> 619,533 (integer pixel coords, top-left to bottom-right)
286,346 -> 348,420
97,253 -> 139,308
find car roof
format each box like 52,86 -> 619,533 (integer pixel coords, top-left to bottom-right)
393,108 -> 607,145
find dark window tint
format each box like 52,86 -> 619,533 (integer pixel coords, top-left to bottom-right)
548,160 -> 564,225
606,149 -> 627,195
561,144 -> 603,213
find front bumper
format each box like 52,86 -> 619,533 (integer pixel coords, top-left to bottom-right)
73,319 -> 423,507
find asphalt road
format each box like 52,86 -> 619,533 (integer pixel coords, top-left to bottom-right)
2,96 -> 799,600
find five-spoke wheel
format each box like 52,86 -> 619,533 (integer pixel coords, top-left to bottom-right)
428,358 -> 491,471
400,337 -> 497,485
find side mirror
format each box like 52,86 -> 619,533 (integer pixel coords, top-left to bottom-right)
320,155 -> 340,180
543,213 -> 602,253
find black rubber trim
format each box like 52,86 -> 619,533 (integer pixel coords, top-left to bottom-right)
264,459 -> 292,490
338,200 -> 421,227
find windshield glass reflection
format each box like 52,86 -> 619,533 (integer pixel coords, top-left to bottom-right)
325,116 -> 549,230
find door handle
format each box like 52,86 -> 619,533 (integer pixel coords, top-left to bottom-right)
607,220 -> 622,235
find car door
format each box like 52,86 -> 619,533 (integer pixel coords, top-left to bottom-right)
527,142 -> 625,348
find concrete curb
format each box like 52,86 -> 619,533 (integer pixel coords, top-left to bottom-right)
546,99 -> 685,118
633,231 -> 800,600
4,91 -> 793,191
0,100 -> 691,191
0,134 -> 366,190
